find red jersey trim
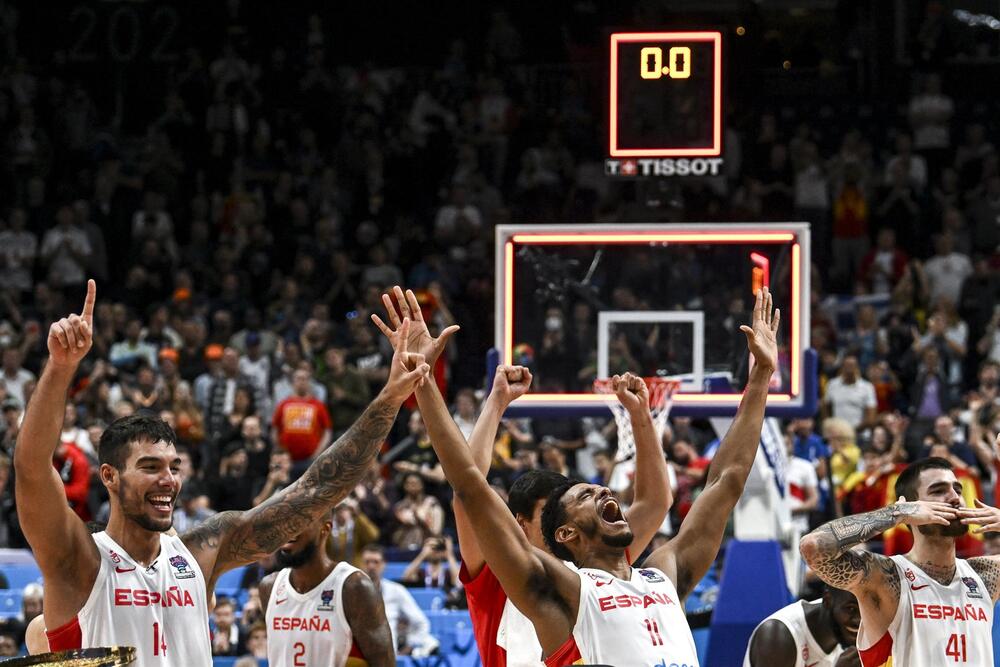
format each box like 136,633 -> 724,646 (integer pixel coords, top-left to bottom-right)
544,635 -> 583,666
460,560 -> 508,667
46,615 -> 83,651
858,630 -> 893,667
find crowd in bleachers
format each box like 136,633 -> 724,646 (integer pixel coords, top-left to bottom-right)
0,1 -> 996,662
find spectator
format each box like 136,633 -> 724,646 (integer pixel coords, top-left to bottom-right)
244,621 -> 268,660
205,347 -> 260,443
822,355 -> 878,431
39,204 -> 91,290
211,597 -> 242,657
251,449 -> 291,507
210,442 -> 255,511
908,73 -> 953,173
321,346 -> 370,437
171,380 -> 205,446
668,438 -> 710,520
451,388 -> 478,440
53,429 -> 91,520
830,164 -> 870,289
0,346 -> 33,408
784,428 -> 819,534
327,497 -> 380,568
391,473 -> 444,550
271,367 -> 332,471
923,232 -> 973,307
822,417 -> 861,490
909,346 -> 958,426
361,545 -> 440,658
194,344 -> 224,411
401,536 -> 460,592
385,410 -> 445,494
0,208 -> 36,294
60,403 -> 95,461
920,416 -> 977,470
109,318 -> 158,371
859,228 -> 908,295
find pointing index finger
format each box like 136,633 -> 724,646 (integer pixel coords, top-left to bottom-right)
81,279 -> 96,325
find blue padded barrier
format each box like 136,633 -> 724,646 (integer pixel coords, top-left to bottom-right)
706,540 -> 791,667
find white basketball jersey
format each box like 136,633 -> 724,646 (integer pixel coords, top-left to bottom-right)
266,562 -> 362,667
742,600 -> 843,667
547,566 -> 699,666
858,555 -> 993,667
64,531 -> 212,666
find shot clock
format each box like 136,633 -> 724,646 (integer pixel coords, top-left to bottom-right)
606,31 -> 723,177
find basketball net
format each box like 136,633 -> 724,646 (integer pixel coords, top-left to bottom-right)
592,377 -> 681,462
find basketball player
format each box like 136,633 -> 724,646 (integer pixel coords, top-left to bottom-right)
743,585 -> 861,667
372,287 -> 672,666
375,285 -> 779,664
259,513 -> 394,667
801,456 -> 1000,666
13,281 -> 432,665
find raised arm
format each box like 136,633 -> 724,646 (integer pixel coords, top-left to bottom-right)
372,287 -> 579,652
644,287 -> 779,599
14,280 -> 100,626
800,500 -> 956,634
455,363 -> 532,577
616,373 -> 672,559
343,571 -> 396,667
183,319 -> 430,583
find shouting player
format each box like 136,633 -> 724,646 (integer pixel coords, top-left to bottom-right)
743,585 -> 861,667
14,281 -> 431,665
375,285 -> 779,665
260,513 -> 394,667
801,456 -> 1000,665
372,287 -> 672,666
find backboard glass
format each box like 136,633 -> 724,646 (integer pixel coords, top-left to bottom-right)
491,223 -> 815,417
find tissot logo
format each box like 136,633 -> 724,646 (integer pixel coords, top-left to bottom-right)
605,158 -> 724,177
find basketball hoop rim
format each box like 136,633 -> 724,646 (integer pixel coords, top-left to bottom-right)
592,376 -> 682,409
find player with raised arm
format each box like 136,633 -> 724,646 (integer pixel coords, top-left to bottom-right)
371,287 -> 673,666
373,285 -> 779,665
743,585 -> 862,667
13,280 -> 430,666
800,454 -> 1000,666
259,512 -> 394,667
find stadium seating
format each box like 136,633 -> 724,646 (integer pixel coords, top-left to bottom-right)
383,561 -> 409,581
0,590 -> 22,620
216,565 -> 248,598
2,564 -> 43,590
408,587 -> 446,611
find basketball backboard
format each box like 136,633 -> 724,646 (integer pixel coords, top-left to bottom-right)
489,223 -> 815,417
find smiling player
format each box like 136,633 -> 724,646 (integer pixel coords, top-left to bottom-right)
14,280 -> 430,666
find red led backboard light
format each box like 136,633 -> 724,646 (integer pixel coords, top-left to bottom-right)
609,31 -> 722,158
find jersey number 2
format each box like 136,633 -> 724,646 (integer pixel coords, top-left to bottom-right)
293,642 -> 306,666
946,633 -> 967,662
643,618 -> 664,646
152,622 -> 167,656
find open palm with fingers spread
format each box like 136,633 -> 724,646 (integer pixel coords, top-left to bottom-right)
371,286 -> 460,367
739,286 -> 780,373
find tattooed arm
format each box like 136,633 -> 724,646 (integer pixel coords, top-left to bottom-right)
967,557 -> 1000,603
343,572 -> 396,667
799,500 -> 958,636
183,320 -> 430,585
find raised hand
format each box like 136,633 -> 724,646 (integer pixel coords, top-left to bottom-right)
612,372 -> 649,415
489,364 -> 533,407
893,496 -> 961,527
379,318 -> 432,404
372,286 -> 460,367
957,499 -> 1000,533
48,279 -> 96,369
739,287 -> 780,373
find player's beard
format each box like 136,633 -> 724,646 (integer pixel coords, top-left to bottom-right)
581,518 -> 634,550
277,541 -> 318,569
917,519 -> 967,538
119,480 -> 173,532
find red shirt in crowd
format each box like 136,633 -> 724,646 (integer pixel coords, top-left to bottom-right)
54,441 -> 91,520
271,396 -> 332,461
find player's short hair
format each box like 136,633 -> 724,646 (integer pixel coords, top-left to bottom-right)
507,469 -> 568,520
894,457 -> 953,502
541,480 -> 581,562
99,414 -> 178,471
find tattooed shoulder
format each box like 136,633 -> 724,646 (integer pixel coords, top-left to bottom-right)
181,510 -> 243,555
967,557 -> 1000,602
